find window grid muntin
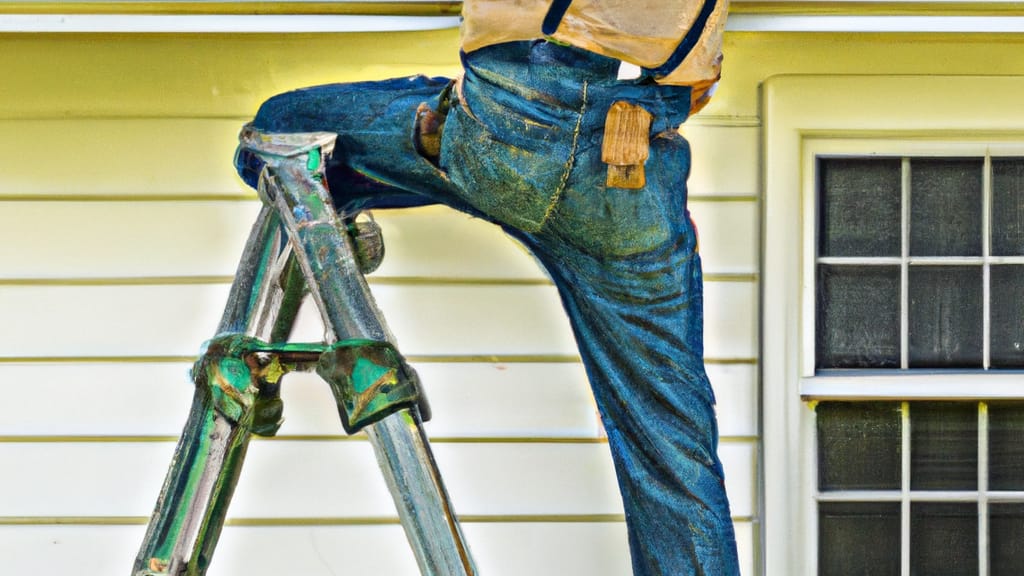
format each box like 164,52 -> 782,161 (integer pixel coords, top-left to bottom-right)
815,401 -> 1024,576
982,156 -> 993,370
816,153 -> 1024,371
901,158 -> 911,370
901,400 -> 911,576
979,403 -> 990,576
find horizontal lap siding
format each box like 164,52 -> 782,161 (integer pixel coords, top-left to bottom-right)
0,281 -> 754,358
0,441 -> 758,518
0,119 -> 251,197
1,361 -> 755,439
1,523 -> 757,576
1,33 -> 760,576
683,124 -> 761,199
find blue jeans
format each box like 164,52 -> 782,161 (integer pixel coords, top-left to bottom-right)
237,40 -> 739,576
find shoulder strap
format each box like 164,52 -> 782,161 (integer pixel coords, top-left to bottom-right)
542,0 -> 574,35
645,0 -> 717,77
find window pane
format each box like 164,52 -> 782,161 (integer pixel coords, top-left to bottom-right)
819,158 -> 902,257
910,402 -> 978,491
990,503 -> 1024,576
908,266 -> 983,368
818,265 -> 900,369
992,157 -> 1024,256
819,502 -> 900,576
909,158 -> 983,257
989,402 -> 1024,491
818,402 -> 901,490
910,503 -> 978,576
990,265 -> 1024,368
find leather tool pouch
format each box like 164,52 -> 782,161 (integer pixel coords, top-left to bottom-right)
601,101 -> 653,189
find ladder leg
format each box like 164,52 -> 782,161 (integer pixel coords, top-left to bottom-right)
247,127 -> 477,576
134,207 -> 305,575
366,411 -> 476,574
134,353 -> 256,576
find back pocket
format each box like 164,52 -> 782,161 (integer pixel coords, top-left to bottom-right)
439,101 -> 572,233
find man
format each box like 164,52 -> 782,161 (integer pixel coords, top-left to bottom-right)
236,1 -> 738,574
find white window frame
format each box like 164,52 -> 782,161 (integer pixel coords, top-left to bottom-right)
761,75 -> 1024,576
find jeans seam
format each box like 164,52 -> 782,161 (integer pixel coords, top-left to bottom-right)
539,79 -> 588,229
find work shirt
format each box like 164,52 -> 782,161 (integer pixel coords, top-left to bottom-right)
460,0 -> 728,109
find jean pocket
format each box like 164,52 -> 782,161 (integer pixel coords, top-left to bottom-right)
439,102 -> 571,232
546,130 -> 692,258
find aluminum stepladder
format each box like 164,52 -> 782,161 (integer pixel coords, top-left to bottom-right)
133,125 -> 477,576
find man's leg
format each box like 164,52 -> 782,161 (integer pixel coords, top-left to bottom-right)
516,128 -> 739,576
236,75 -> 475,215
447,42 -> 740,575
536,239 -> 738,576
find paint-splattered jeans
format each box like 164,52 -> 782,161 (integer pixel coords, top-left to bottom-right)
236,40 -> 740,576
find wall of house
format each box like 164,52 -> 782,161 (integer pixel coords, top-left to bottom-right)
0,28 -> 758,575
2,16 -> 1022,576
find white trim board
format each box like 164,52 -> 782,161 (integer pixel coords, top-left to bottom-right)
728,14 -> 1024,33
0,14 -> 461,33
3,13 -> 1024,33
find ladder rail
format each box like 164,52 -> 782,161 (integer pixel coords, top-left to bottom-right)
134,206 -> 301,576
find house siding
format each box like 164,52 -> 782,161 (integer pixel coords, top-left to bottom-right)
5,18 -> 1023,575
0,28 -> 758,575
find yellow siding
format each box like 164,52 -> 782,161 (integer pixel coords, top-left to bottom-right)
0,31 -> 464,119
706,32 -> 1024,119
1,27 -> 758,575
17,21 -> 1022,576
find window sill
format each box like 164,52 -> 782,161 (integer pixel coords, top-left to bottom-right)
801,371 -> 1024,400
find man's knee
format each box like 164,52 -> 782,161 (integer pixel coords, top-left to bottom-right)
252,89 -> 322,133
232,91 -> 313,189
234,87 -> 341,188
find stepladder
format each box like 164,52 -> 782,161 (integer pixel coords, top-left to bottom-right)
133,125 -> 477,576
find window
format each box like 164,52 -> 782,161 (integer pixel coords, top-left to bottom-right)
812,154 -> 1024,575
816,400 -> 1024,576
816,156 -> 1024,372
762,75 -> 1024,576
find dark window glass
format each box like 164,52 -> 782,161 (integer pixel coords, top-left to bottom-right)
992,158 -> 1024,256
910,503 -> 978,576
908,266 -> 983,368
819,502 -> 901,576
818,265 -> 901,368
990,265 -> 1024,368
989,402 -> 1024,491
818,402 -> 901,490
910,402 -> 978,490
909,158 -> 983,257
819,158 -> 902,257
990,503 -> 1024,576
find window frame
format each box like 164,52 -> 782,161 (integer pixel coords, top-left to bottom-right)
761,75 -> 1024,576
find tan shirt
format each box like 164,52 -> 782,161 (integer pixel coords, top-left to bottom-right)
461,0 -> 728,109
